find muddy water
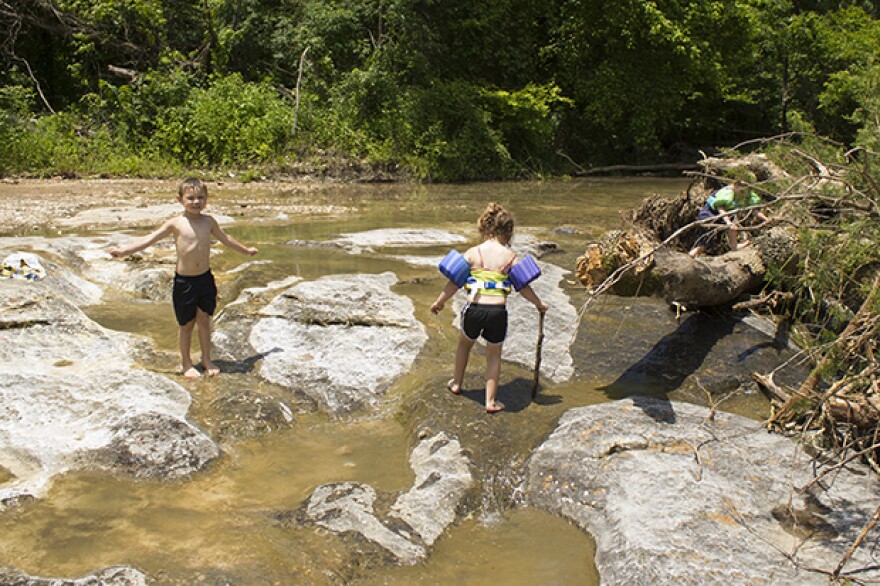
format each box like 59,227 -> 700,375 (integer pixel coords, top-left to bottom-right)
1,178 -> 693,583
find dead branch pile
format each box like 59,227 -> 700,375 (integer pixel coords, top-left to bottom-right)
576,134 -> 880,469
573,134 -> 880,575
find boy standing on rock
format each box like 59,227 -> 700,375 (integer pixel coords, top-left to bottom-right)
109,178 -> 258,378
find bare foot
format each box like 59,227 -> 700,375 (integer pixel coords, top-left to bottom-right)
203,361 -> 220,376
486,401 -> 505,414
182,366 -> 201,379
447,379 -> 461,394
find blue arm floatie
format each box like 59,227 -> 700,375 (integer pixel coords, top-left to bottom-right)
438,249 -> 470,288
508,255 -> 541,291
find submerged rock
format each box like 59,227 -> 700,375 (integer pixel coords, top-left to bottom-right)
205,390 -> 295,442
525,397 -> 880,584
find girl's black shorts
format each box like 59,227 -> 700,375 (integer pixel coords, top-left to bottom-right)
460,302 -> 508,345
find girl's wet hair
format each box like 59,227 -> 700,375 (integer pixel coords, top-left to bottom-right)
478,202 -> 514,239
178,178 -> 208,198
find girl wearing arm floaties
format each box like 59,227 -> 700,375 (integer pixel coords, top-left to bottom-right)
431,202 -> 548,413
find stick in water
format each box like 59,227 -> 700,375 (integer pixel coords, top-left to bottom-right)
531,311 -> 545,400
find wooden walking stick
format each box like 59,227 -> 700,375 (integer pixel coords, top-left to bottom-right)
531,311 -> 545,400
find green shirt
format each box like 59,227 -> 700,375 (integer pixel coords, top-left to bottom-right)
709,185 -> 761,211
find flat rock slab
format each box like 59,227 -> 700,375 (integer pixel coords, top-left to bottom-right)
213,272 -> 428,416
0,278 -> 218,506
526,397 -> 880,585
329,228 -> 467,252
299,432 -> 473,565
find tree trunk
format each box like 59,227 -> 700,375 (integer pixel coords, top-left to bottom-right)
575,227 -> 797,308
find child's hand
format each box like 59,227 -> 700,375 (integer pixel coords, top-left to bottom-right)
430,300 -> 444,314
245,247 -> 258,256
536,301 -> 548,314
108,247 -> 124,258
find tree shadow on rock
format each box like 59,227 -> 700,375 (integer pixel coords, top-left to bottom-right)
598,313 -> 738,423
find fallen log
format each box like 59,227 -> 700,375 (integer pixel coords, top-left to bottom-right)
575,226 -> 798,308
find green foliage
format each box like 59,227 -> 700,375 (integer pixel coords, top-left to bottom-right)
551,0 -> 755,164
3,0 -> 880,179
0,87 -> 37,175
396,81 -> 570,181
86,68 -> 197,147
766,218 -> 880,335
823,59 -> 880,151
152,73 -> 296,167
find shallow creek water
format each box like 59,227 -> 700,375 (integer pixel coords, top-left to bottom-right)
1,177 -> 758,584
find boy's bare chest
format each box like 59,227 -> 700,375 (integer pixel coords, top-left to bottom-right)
174,217 -> 212,250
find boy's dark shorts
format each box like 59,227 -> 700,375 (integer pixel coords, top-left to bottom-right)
693,203 -> 722,249
172,270 -> 217,325
460,303 -> 508,345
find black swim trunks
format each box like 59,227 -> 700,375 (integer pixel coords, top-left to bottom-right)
172,270 -> 217,325
460,302 -> 508,345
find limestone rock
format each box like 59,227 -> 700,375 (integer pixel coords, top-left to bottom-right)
0,565 -> 147,586
526,397 -> 880,584
299,432 -> 473,565
215,272 -> 428,416
0,278 -> 217,506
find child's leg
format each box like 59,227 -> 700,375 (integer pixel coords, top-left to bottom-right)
449,331 -> 475,392
196,308 -> 219,376
485,342 -> 503,411
179,319 -> 200,378
727,225 -> 740,250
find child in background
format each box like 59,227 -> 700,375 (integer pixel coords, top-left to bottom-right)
431,202 -> 547,413
689,180 -> 769,257
109,178 -> 258,378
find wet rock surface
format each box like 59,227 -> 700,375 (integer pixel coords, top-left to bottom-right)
0,277 -> 218,505
85,412 -> 220,479
203,389 -> 295,442
572,294 -> 808,403
294,432 -> 473,565
1,215 -> 873,584
0,565 -> 147,586
215,272 -> 428,416
525,397 -> 880,585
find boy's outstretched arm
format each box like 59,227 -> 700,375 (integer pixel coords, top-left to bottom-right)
431,281 -> 460,314
108,220 -> 174,258
211,217 -> 258,255
519,285 -> 548,313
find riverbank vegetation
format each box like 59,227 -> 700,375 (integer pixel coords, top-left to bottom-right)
2,1 -> 880,180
